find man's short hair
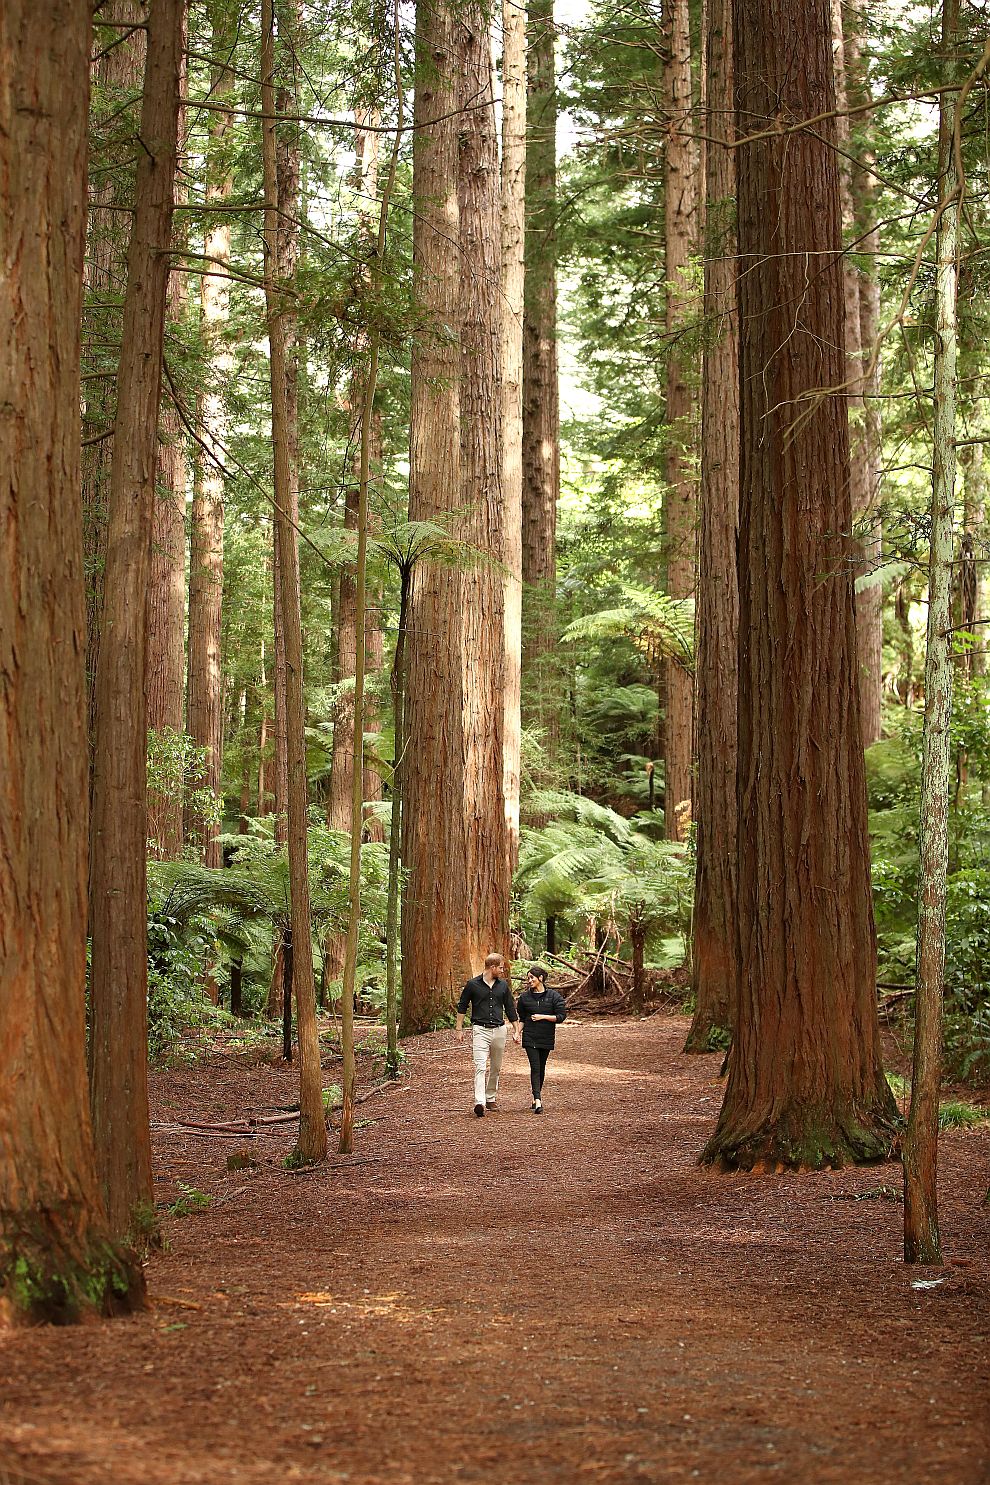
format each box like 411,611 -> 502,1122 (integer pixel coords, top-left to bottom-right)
484,952 -> 504,969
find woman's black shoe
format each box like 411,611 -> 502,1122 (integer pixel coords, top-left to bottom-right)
474,1103 -> 485,1117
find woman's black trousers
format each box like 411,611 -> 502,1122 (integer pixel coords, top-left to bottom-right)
525,1045 -> 551,1099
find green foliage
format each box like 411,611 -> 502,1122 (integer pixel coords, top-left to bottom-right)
165,1185 -> 213,1218
147,729 -> 222,854
515,791 -> 692,964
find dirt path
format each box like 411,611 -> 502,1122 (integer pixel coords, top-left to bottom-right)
2,1014 -> 989,1484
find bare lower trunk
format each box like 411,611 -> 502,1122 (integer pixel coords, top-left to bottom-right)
261,0 -> 326,1163
502,0 -> 526,871
186,3 -> 232,867
847,16 -> 884,745
148,71 -> 188,862
83,2 -> 146,767
522,0 -> 559,759
702,0 -> 899,1172
832,0 -> 881,747
0,0 -> 144,1323
904,0 -> 962,1264
662,0 -> 699,842
458,3 -> 510,968
89,0 -> 184,1243
401,0 -> 472,1032
687,0 -> 737,1052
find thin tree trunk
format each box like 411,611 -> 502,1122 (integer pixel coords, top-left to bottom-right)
686,0 -> 737,1053
83,1 -> 147,767
832,0 -> 881,748
904,0 -> 963,1265
385,567 -> 410,1077
186,1 -> 232,867
328,112 -> 386,849
272,0 -> 302,850
961,443 -> 988,676
458,3 -> 510,969
148,58 -> 189,863
662,0 -> 698,842
89,0 -> 184,1243
401,0 -> 472,1032
848,16 -> 884,745
702,0 -> 898,1171
502,0 -> 526,872
0,0 -> 144,1323
261,0 -> 326,1163
340,19 -> 403,1151
522,0 -> 559,760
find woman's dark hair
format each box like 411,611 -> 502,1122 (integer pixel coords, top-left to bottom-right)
528,964 -> 549,984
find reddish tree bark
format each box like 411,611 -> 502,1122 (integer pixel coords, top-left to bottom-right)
702,0 -> 899,1170
686,0 -> 738,1051
401,0 -> 473,1031
502,0 -> 527,870
89,0 -> 184,1240
458,1 -> 510,967
186,0 -> 233,867
522,0 -> 559,758
261,0 -> 326,1162
0,0 -> 144,1323
148,63 -> 189,862
83,1 -> 147,760
662,0 -> 699,842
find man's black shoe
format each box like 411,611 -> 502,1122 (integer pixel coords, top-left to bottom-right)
474,1103 -> 485,1117
533,1099 -> 543,1114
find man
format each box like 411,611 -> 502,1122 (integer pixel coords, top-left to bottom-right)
456,953 -> 520,1117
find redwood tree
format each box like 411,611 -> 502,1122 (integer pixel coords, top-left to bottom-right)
0,0 -> 144,1323
522,0 -> 559,755
187,0 -> 233,867
702,0 -> 899,1170
661,0 -> 699,842
686,0 -> 737,1052
400,0 -> 473,1031
458,2 -> 510,968
261,0 -> 327,1162
502,0 -> 527,868
89,0 -> 184,1240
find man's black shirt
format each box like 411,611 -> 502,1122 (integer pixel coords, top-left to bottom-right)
457,975 -> 518,1028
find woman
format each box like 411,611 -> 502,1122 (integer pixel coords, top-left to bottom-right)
516,965 -> 567,1113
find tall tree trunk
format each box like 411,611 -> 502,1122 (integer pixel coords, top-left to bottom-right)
328,113 -> 386,850
261,0 -> 326,1163
832,0 -> 881,748
148,62 -> 189,863
702,0 -> 899,1171
400,0 -> 472,1032
847,16 -> 884,746
186,1 -> 233,867
83,1 -> 147,765
0,0 -> 144,1324
89,0 -> 184,1242
272,0 -> 302,851
325,113 -> 382,990
686,0 -> 737,1052
502,0 -> 527,872
662,0 -> 698,842
458,3 -> 510,968
961,443 -> 988,676
903,0 -> 964,1265
385,566 -> 411,1076
522,0 -> 559,760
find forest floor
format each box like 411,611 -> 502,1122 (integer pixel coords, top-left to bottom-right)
1,1013 -> 989,1485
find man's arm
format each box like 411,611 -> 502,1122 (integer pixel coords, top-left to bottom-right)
455,982 -> 472,1043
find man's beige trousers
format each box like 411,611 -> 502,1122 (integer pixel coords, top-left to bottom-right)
472,1024 -> 506,1106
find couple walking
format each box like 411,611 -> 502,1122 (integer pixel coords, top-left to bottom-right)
455,953 -> 567,1116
